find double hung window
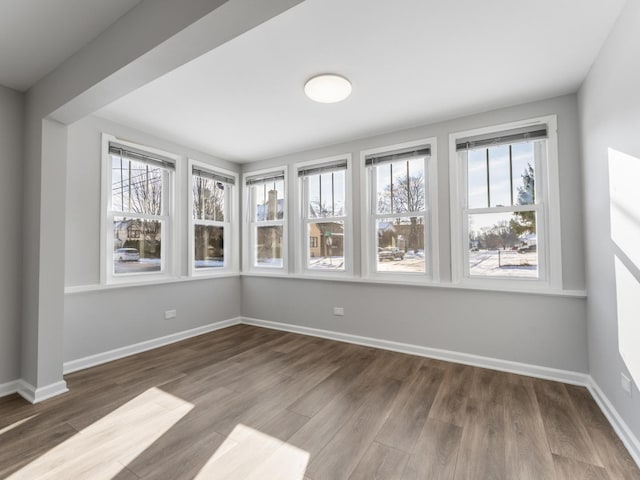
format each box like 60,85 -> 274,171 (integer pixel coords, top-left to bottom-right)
245,169 -> 287,271
450,117 -> 560,287
105,140 -> 174,280
297,157 -> 350,273
190,162 -> 236,274
363,140 -> 437,280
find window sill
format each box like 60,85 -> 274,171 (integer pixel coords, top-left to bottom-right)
65,273 -> 240,294
240,272 -> 586,298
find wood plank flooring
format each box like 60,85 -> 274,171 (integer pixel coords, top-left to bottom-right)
0,324 -> 638,479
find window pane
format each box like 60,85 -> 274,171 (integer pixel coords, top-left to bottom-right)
113,217 -> 162,274
376,217 -> 425,273
511,142 -> 535,206
488,145 -> 510,207
468,211 -> 538,278
254,180 -> 285,221
256,225 -> 283,267
112,155 -> 166,214
192,175 -> 225,221
467,148 -> 488,209
376,159 -> 425,214
194,224 -> 224,269
307,221 -> 344,270
308,171 -> 345,218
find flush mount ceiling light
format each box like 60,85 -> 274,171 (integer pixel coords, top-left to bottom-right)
304,74 -> 352,103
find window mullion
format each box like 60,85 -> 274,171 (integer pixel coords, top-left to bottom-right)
110,210 -> 167,221
465,204 -> 538,215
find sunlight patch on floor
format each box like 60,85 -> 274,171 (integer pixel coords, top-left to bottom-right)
7,387 -> 193,480
0,414 -> 39,436
194,424 -> 310,479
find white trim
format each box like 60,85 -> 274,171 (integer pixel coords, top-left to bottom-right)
0,380 -> 20,398
101,133 -> 179,285
294,153 -> 353,277
242,165 -> 289,274
240,316 -> 588,385
17,380 -> 68,404
23,311 -> 636,470
544,116 -> 563,290
360,137 -> 438,282
188,158 -> 239,277
587,378 -> 640,468
13,314 -> 635,469
65,273 -> 240,294
449,115 -> 561,290
63,317 -> 242,374
240,272 -> 586,298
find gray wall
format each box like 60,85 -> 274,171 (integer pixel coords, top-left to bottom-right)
241,94 -> 589,373
64,115 -> 242,362
21,0 -> 303,391
579,0 -> 640,437
243,277 -> 587,372
0,85 -> 23,385
65,277 -> 241,362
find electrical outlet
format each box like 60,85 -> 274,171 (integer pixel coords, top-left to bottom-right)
333,307 -> 344,316
621,372 -> 632,396
165,309 -> 177,320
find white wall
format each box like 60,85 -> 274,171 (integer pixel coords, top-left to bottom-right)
64,115 -> 242,362
579,0 -> 640,439
0,85 -> 23,385
242,94 -> 589,373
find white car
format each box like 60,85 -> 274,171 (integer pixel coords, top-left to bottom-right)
115,248 -> 140,262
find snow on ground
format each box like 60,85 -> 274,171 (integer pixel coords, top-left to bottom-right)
377,251 -> 425,273
309,256 -> 345,270
469,250 -> 537,278
113,250 -> 537,278
114,258 -> 161,274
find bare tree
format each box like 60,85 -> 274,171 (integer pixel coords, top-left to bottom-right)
112,163 -> 164,257
193,177 -> 225,261
475,220 -> 519,250
378,167 -> 425,252
193,177 -> 225,221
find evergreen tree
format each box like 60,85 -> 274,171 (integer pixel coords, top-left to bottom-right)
510,164 -> 536,236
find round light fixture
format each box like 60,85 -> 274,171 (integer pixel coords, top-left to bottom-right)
304,74 -> 352,103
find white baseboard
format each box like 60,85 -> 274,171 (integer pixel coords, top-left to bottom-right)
36,313 -> 640,471
16,379 -> 68,404
0,379 -> 20,398
240,316 -> 589,386
588,379 -> 640,468
63,317 -> 242,374
240,316 -> 640,469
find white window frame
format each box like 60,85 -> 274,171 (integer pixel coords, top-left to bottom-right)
242,166 -> 288,274
294,154 -> 353,277
188,159 -> 239,277
449,115 -> 562,291
100,134 -> 179,284
361,138 -> 439,283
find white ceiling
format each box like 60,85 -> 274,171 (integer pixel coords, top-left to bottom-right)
0,0 -> 142,91
92,0 -> 623,163
0,0 -> 626,161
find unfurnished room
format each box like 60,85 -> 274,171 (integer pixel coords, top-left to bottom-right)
1,0 -> 640,478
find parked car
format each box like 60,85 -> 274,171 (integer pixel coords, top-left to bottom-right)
115,248 -> 140,262
378,247 -> 404,261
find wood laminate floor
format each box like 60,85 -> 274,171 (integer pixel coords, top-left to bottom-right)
0,325 -> 638,479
